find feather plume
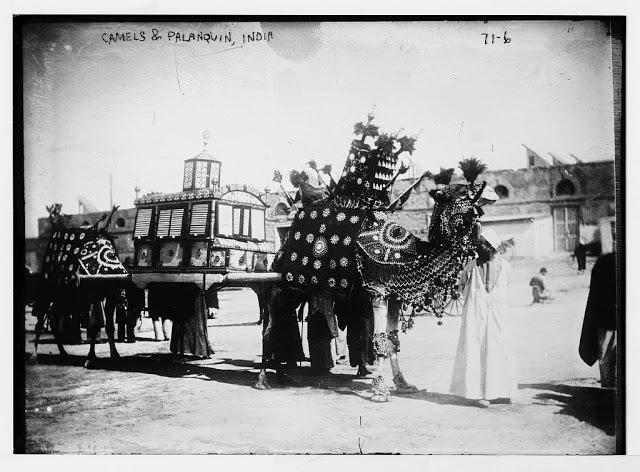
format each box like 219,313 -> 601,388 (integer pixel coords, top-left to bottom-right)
458,158 -> 488,183
307,159 -> 318,171
375,134 -> 396,154
398,136 -> 417,155
320,164 -> 332,175
289,170 -> 308,188
272,170 -> 283,183
433,167 -> 455,185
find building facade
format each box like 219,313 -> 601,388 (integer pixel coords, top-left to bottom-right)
27,152 -> 615,271
264,155 -> 615,260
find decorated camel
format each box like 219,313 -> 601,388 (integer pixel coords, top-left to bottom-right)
30,204 -> 130,368
256,113 -> 497,401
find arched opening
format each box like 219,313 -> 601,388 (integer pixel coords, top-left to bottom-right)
115,217 -> 126,228
556,179 -> 576,196
495,185 -> 509,199
274,202 -> 290,216
81,220 -> 90,226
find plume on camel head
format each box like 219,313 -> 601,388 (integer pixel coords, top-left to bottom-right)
433,167 -> 456,185
458,158 -> 488,184
289,169 -> 309,188
320,164 -> 332,175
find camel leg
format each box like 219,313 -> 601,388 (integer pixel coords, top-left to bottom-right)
102,298 -> 120,360
387,299 -> 418,394
255,287 -> 276,390
85,338 -> 97,369
50,300 -> 70,360
83,300 -> 105,368
29,300 -> 47,365
370,296 -> 392,402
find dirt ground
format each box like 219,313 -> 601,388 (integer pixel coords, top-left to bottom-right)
22,255 -> 617,454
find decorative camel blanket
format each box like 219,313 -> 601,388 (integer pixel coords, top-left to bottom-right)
42,226 -> 127,286
357,212 -> 474,312
272,201 -> 366,293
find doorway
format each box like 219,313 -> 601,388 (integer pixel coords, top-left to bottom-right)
553,206 -> 579,252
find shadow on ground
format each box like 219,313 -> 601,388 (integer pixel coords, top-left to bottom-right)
28,355 -> 617,430
520,382 -> 616,436
29,353 -> 371,396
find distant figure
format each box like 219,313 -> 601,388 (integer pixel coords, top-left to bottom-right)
529,267 -> 550,303
290,169 -> 329,206
450,228 -> 517,408
579,253 -> 617,388
574,240 -> 587,273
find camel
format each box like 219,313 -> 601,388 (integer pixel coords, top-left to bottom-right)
30,204 -> 129,368
255,115 -> 497,401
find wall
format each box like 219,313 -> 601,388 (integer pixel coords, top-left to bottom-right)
388,161 -> 615,253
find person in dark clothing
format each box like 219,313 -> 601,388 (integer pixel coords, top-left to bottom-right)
574,241 -> 587,273
170,284 -> 214,359
123,286 -> 145,343
262,286 -> 306,368
114,288 -> 130,342
579,252 -> 617,388
334,287 -> 375,377
306,293 -> 337,373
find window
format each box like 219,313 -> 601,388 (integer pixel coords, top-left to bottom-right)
217,203 -> 262,239
194,161 -> 209,188
251,208 -> 265,240
183,161 -> 194,189
495,185 -> 509,199
217,204 -> 233,237
134,209 -> 153,238
556,179 -> 576,196
232,206 -> 252,237
529,155 -> 535,167
189,203 -> 209,235
169,209 -> 184,237
115,217 -> 126,228
156,207 -> 185,238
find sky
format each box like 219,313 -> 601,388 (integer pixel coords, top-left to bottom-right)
22,20 -> 615,237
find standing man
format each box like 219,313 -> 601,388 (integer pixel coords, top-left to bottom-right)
574,239 -> 587,273
579,252 -> 617,388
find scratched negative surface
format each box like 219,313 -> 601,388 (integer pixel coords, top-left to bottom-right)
20,19 -> 621,455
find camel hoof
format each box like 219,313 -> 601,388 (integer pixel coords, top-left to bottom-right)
253,380 -> 271,390
84,358 -> 97,369
254,371 -> 271,390
371,394 -> 392,403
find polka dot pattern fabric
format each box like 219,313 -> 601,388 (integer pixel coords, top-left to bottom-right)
42,227 -> 127,286
273,201 -> 365,293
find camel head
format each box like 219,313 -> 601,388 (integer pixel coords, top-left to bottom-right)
427,159 -> 497,248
